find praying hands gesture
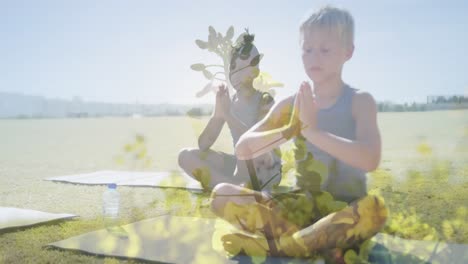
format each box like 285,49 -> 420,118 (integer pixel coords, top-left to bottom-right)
295,81 -> 318,133
281,81 -> 318,140
199,84 -> 231,150
213,84 -> 231,120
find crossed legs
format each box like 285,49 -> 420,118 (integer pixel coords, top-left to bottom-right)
211,183 -> 388,258
178,148 -> 243,190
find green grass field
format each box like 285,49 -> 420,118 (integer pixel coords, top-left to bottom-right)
0,110 -> 467,263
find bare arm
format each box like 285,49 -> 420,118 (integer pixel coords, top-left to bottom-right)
235,95 -> 297,160
198,88 -> 226,151
301,92 -> 381,171
198,116 -> 225,151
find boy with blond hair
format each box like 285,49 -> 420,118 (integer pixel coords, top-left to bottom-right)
211,6 -> 389,262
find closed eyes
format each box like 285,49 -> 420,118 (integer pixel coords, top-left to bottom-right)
303,48 -> 331,54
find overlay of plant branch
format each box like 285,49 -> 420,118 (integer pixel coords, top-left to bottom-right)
190,26 -> 283,99
114,134 -> 153,170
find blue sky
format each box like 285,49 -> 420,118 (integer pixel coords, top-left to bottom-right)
1,0 -> 467,104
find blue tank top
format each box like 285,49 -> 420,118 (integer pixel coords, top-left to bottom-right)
229,91 -> 282,190
296,84 -> 367,203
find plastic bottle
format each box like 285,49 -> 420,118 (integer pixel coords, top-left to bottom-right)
102,183 -> 120,223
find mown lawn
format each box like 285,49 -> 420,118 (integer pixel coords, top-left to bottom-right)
0,110 -> 466,263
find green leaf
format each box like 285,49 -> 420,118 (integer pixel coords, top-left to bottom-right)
344,249 -> 359,264
359,239 -> 376,260
293,139 -> 307,161
207,34 -> 218,51
225,26 -> 234,40
195,39 -> 208,49
316,191 -> 333,205
124,144 -> 133,152
190,63 -> 206,71
137,149 -> 147,159
208,26 -> 216,38
202,70 -> 213,80
135,134 -> 145,143
329,200 -> 347,213
306,159 -> 328,180
207,26 -> 219,51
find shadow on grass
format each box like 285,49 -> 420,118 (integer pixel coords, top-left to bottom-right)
0,216 -> 78,236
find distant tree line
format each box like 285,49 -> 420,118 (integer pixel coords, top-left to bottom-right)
186,107 -> 212,117
0,92 -> 214,119
2,93 -> 466,119
378,102 -> 428,112
427,95 -> 468,104
378,95 -> 467,112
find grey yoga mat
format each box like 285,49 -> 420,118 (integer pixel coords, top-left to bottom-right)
48,215 -> 468,264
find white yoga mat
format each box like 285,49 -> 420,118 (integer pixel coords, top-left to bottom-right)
45,170 -> 203,190
0,207 -> 77,231
47,215 -> 468,264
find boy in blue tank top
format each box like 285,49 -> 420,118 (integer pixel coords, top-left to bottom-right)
211,6 -> 389,262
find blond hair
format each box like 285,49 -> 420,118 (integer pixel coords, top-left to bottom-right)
300,5 -> 354,47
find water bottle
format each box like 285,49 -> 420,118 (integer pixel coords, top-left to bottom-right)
103,183 -> 120,224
